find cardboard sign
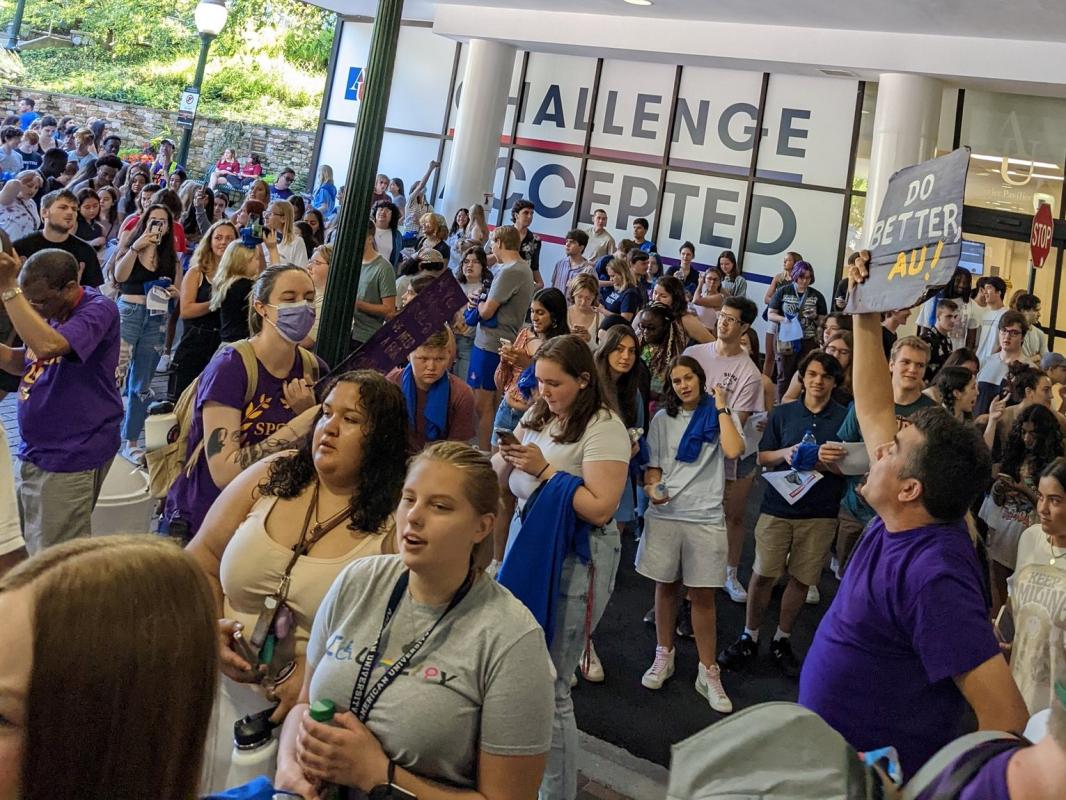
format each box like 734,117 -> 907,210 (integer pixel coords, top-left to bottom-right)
317,270 -> 468,387
846,148 -> 970,314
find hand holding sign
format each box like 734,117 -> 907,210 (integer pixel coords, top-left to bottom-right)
846,148 -> 970,314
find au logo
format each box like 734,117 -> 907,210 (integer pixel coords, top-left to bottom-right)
344,67 -> 366,102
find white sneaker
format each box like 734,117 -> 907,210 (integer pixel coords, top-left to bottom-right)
724,573 -> 748,603
641,646 -> 675,689
581,640 -> 605,682
806,585 -> 821,605
696,662 -> 733,713
155,352 -> 172,373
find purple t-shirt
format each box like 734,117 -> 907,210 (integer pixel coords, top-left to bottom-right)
915,746 -> 1013,800
164,346 -> 319,534
18,287 -> 121,472
799,517 -> 1001,779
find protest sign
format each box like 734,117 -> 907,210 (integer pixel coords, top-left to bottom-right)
316,269 -> 468,388
846,148 -> 970,314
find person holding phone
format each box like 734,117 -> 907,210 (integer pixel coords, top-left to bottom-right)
112,202 -> 180,465
262,199 -> 307,268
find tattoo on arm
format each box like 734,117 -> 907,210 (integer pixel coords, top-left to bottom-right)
206,427 -> 229,459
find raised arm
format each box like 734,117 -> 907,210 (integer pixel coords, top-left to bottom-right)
849,256 -> 900,458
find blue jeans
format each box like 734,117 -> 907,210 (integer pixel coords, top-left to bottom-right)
506,513 -> 621,800
118,299 -> 167,442
453,332 -> 474,384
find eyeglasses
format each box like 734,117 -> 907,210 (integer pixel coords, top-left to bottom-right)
1001,329 -> 1024,337
718,315 -> 741,326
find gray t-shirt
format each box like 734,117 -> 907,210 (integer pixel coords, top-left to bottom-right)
307,555 -> 554,789
645,406 -> 738,524
351,255 -> 398,344
474,259 -> 534,353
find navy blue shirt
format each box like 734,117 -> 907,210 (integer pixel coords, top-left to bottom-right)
759,397 -> 848,519
603,286 -> 642,317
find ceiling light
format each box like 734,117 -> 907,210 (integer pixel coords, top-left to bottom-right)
971,153 -> 1060,170
624,0 -> 654,5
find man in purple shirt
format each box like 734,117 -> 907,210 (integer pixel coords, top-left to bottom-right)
0,247 -> 121,555
799,253 -> 1028,779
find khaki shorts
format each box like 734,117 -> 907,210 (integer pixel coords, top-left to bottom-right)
753,514 -> 836,587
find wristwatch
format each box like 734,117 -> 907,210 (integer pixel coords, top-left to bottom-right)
368,760 -> 417,800
716,406 -> 732,417
1,287 -> 22,302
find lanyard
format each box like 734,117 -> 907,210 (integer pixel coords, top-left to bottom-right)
349,569 -> 474,723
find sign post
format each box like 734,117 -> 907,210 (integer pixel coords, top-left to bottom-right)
1030,202 -> 1053,269
176,86 -> 200,131
846,148 -> 970,315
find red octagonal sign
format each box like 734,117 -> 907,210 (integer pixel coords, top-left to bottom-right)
1031,202 -> 1054,268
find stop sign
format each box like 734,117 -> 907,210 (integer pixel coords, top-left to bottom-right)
1031,202 -> 1054,268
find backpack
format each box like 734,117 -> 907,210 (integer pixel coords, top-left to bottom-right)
667,702 -> 897,800
145,340 -> 318,499
667,702 -> 1024,800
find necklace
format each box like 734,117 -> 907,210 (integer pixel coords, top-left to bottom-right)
1046,535 -> 1066,566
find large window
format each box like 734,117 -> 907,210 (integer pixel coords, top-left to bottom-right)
315,20 -> 866,311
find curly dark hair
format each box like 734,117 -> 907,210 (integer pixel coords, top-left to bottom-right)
663,355 -> 707,417
1005,363 -> 1046,405
639,302 -> 684,386
594,325 -> 641,428
901,407 -> 992,522
1001,404 -> 1063,481
257,370 -> 408,532
935,366 -> 974,417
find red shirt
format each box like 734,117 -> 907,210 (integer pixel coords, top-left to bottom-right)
241,161 -> 263,177
215,159 -> 240,173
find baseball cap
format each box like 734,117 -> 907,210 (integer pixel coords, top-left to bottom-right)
1041,352 -> 1065,372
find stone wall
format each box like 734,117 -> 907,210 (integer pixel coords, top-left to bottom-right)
0,86 -> 318,189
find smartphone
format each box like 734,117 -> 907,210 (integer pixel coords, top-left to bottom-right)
231,628 -> 260,666
498,338 -> 512,350
147,218 -> 165,237
994,604 -> 1015,644
494,427 -> 521,447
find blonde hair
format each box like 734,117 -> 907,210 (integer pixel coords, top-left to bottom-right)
419,211 -> 439,238
412,442 -> 499,569
269,200 -> 297,246
311,243 -> 333,265
189,219 -> 239,279
248,178 -> 270,206
607,257 -> 636,289
567,272 -> 600,304
318,164 -> 334,185
0,535 -> 218,800
210,239 -> 261,311
468,203 -> 487,233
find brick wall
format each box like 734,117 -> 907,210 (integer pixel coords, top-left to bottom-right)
0,85 -> 318,189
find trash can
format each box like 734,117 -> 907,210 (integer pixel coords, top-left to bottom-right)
91,459 -> 154,535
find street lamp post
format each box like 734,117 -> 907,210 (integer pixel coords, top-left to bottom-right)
5,0 -> 26,50
176,0 -> 228,169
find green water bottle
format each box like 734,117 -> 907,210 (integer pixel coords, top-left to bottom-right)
309,700 -> 341,800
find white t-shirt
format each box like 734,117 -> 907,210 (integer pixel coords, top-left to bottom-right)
375,227 -> 394,264
919,296 -> 980,351
1023,325 -> 1048,362
1015,524 -> 1066,574
975,306 -> 1006,363
264,236 -> 309,268
510,408 -> 629,506
645,406 -> 743,524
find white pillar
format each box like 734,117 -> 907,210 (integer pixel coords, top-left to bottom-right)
441,39 -> 515,220
865,73 -> 944,241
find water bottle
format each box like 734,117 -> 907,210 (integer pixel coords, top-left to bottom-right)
801,429 -> 817,448
225,708 -> 278,789
309,700 -> 341,800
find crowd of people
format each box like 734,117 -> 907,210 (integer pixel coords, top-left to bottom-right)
0,97 -> 1063,800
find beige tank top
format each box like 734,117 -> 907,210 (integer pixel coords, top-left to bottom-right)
220,493 -> 392,660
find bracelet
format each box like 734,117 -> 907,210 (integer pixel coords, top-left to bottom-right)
535,463 -> 550,480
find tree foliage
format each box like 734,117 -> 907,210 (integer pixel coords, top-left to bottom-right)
0,0 -> 335,129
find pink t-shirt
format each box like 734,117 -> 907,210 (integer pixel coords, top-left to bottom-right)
682,342 -> 764,414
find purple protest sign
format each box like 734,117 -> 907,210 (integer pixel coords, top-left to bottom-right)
317,270 -> 468,386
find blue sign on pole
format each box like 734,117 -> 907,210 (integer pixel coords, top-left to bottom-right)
344,67 -> 363,101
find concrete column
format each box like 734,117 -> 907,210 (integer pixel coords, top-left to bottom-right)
865,73 -> 944,242
441,39 -> 515,220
